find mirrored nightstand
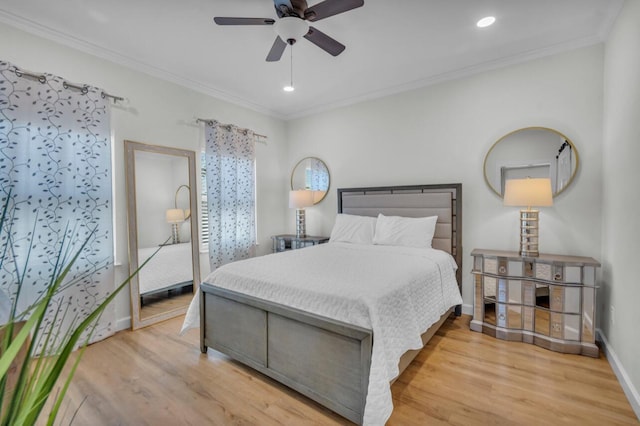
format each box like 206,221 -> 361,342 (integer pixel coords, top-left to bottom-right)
471,248 -> 600,357
271,234 -> 329,252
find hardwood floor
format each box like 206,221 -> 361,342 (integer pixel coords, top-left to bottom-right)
140,291 -> 192,319
51,315 -> 638,425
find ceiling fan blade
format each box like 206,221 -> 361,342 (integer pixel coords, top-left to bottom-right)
304,0 -> 364,22
266,36 -> 288,62
214,17 -> 275,25
304,26 -> 345,56
273,0 -> 294,18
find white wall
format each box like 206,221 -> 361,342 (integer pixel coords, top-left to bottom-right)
135,152 -> 189,248
602,0 -> 640,417
287,45 -> 605,313
0,23 -> 288,329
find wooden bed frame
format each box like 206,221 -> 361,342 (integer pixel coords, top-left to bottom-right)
200,183 -> 462,424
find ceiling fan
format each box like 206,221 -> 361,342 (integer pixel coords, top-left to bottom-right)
214,0 -> 364,62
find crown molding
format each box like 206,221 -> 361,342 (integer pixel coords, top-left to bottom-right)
1,7 -> 617,122
285,34 -> 606,120
0,10 -> 286,120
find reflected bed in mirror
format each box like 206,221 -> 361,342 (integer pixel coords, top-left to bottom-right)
125,141 -> 200,329
291,157 -> 330,204
484,127 -> 579,197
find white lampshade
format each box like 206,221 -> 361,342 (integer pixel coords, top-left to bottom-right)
312,190 -> 326,203
504,178 -> 553,208
166,208 -> 185,224
289,190 -> 314,209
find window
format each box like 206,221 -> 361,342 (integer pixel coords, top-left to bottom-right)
199,150 -> 258,252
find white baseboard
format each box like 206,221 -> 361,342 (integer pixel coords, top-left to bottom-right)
461,303 -> 474,316
597,328 -> 640,420
115,316 -> 131,332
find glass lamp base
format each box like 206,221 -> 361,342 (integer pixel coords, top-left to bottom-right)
295,208 -> 306,238
519,209 -> 539,257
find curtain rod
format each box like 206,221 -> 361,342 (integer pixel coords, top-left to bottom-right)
10,67 -> 125,102
196,118 -> 267,140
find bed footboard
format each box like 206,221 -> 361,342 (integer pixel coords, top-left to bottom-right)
200,283 -> 372,425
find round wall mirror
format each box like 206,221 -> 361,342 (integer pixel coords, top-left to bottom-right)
483,127 -> 579,197
291,157 -> 330,204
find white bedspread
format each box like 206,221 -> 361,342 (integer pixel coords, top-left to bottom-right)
138,243 -> 192,295
182,242 -> 462,425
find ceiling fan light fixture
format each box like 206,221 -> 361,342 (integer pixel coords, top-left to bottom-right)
477,16 -> 496,28
274,16 -> 309,42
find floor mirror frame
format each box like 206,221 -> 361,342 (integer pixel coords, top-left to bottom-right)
124,140 -> 201,330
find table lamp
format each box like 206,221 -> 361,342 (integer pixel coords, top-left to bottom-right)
503,178 -> 553,257
289,190 -> 314,238
166,208 -> 185,244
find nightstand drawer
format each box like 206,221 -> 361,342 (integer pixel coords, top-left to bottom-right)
490,303 -> 523,329
534,309 -> 581,341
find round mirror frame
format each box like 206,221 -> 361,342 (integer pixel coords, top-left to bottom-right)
290,157 -> 331,205
483,126 -> 579,198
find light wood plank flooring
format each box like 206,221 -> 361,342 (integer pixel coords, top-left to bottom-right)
140,292 -> 192,320
52,315 -> 638,425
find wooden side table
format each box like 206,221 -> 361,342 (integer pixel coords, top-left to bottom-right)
271,234 -> 329,252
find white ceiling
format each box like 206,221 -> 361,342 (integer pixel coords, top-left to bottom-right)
0,0 -> 624,120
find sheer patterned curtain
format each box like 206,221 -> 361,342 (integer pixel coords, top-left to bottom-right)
205,122 -> 256,271
0,61 -> 115,346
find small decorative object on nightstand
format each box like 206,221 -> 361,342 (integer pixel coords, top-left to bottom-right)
271,234 -> 329,252
471,248 -> 600,357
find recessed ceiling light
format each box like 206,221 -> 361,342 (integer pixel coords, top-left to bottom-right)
283,85 -> 295,92
477,16 -> 496,28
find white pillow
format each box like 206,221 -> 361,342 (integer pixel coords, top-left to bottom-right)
329,214 -> 377,245
372,214 -> 438,248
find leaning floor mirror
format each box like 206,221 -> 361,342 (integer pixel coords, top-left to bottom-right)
124,140 -> 200,330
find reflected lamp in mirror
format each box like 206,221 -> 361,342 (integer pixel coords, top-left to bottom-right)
289,190 -> 314,238
503,178 -> 553,257
166,208 -> 185,244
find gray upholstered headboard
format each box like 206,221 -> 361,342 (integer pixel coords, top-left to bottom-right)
338,184 -> 462,292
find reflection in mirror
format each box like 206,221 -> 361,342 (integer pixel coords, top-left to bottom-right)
291,157 -> 330,204
125,141 -> 200,330
484,301 -> 496,326
484,127 -> 579,197
535,284 -> 550,308
535,309 -> 550,336
564,314 -> 580,341
507,305 -> 522,328
582,289 -> 595,342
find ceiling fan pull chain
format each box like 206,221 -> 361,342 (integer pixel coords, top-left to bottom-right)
290,44 -> 294,89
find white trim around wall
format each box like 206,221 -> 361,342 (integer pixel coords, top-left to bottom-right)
116,317 -> 131,332
597,329 -> 640,420
462,303 -> 474,316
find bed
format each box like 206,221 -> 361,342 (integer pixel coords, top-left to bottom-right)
195,184 -> 462,425
137,242 -> 193,303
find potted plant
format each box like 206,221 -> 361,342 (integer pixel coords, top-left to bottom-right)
0,192 -> 155,425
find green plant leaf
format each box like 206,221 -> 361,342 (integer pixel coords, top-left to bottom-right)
1,188 -> 165,425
